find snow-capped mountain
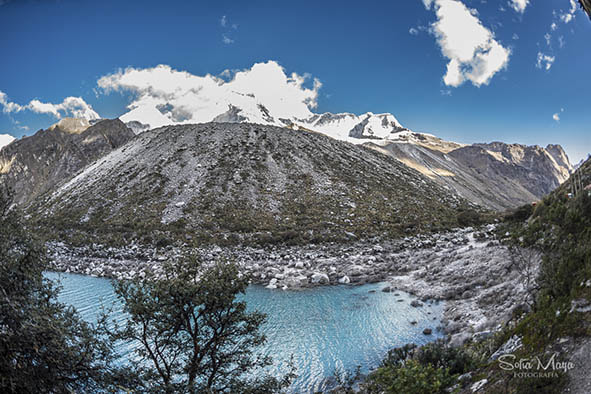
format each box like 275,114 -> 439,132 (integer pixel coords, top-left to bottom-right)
120,95 -> 409,143
0,134 -> 15,150
116,95 -> 575,210
299,112 -> 406,141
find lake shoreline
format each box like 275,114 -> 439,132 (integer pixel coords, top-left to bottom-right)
47,225 -> 537,349
45,272 -> 444,393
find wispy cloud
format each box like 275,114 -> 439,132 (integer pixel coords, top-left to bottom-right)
222,34 -> 234,44
424,0 -> 510,88
536,1 -> 579,72
536,52 -> 555,71
219,15 -> 237,44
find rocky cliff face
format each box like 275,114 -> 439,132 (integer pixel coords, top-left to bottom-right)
28,122 -> 475,247
0,118 -> 135,205
367,138 -> 573,211
468,142 -> 572,194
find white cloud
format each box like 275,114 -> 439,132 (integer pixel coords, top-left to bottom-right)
0,91 -> 25,113
97,61 -> 322,129
560,0 -> 578,23
553,107 -> 565,122
536,52 -> 555,70
222,34 -> 234,44
551,22 -> 558,31
0,90 -> 99,120
220,15 -> 227,27
512,33 -> 519,40
509,0 -> 529,13
409,27 -> 419,35
29,97 -> 99,120
424,0 -> 511,87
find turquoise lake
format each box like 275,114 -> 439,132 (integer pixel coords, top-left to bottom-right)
45,272 -> 444,393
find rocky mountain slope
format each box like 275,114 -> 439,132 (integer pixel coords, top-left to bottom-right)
0,118 -> 135,205
367,134 -> 573,210
120,94 -> 573,210
28,122 -> 477,247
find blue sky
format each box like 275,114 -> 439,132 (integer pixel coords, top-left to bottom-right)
0,0 -> 589,162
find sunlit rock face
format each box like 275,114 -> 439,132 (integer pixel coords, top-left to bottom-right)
0,118 -> 135,205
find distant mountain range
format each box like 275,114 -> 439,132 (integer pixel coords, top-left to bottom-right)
0,106 -> 573,214
120,100 -> 574,210
0,95 -> 573,234
367,136 -> 572,210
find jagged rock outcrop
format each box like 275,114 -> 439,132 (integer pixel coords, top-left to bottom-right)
0,118 -> 135,205
367,137 -> 573,210
28,122 -> 475,247
455,142 -> 572,196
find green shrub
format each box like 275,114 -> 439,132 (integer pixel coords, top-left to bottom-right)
416,340 -> 475,375
366,341 -> 474,393
505,204 -> 534,223
365,360 -> 454,394
457,209 -> 481,227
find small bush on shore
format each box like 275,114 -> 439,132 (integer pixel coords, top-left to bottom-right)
364,340 -> 474,393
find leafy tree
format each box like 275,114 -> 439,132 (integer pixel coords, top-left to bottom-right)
0,185 -> 131,393
109,257 -> 295,393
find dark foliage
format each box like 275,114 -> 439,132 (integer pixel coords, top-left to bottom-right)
0,184 -> 133,393
364,340 -> 474,393
504,203 -> 534,223
108,257 -> 295,393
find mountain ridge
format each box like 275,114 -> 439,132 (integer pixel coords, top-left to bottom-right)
0,118 -> 135,205
117,96 -> 573,210
27,122 -> 477,247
